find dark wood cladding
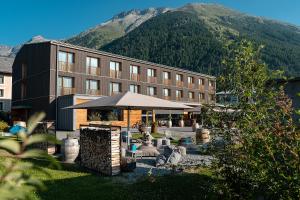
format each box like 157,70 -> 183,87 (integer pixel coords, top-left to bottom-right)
12,41 -> 216,120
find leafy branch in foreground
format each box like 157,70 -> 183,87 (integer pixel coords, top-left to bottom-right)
212,40 -> 300,199
0,112 -> 60,200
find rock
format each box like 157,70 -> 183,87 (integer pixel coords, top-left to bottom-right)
156,154 -> 166,166
177,146 -> 186,156
167,151 -> 181,165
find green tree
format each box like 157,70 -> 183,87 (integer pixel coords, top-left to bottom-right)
0,112 -> 59,200
213,40 -> 300,199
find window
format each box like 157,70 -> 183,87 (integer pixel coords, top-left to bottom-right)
129,84 -> 140,93
176,90 -> 183,99
59,51 -> 74,63
209,94 -> 216,101
21,64 -> 27,79
86,57 -> 100,75
109,82 -> 121,95
188,91 -> 194,100
58,51 -> 74,72
188,76 -> 194,84
86,80 -> 99,90
199,93 -> 205,100
87,109 -> 123,121
0,75 -> 4,84
0,89 -> 3,97
163,88 -> 170,99
0,102 -> 3,111
21,83 -> 26,99
199,78 -> 205,86
163,72 -> 171,85
130,65 -> 140,81
176,74 -> 182,82
110,61 -> 121,78
209,80 -> 215,87
176,74 -> 183,87
147,86 -> 156,96
58,76 -> 74,88
58,76 -> 74,95
147,69 -> 155,77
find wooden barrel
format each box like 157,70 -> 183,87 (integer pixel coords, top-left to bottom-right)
196,128 -> 210,143
62,138 -> 80,163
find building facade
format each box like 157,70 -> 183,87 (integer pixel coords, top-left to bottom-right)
0,56 -> 13,113
12,41 -> 216,130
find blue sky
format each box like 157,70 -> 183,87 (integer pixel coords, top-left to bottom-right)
1,0 -> 299,46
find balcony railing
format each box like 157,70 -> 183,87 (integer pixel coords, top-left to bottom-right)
58,62 -> 74,72
163,79 -> 172,85
86,66 -> 101,76
198,85 -> 205,91
58,87 -> 75,96
110,70 -> 121,79
147,76 -> 157,83
110,91 -> 121,96
209,85 -> 216,91
176,81 -> 183,87
176,96 -> 182,101
164,96 -> 171,100
188,83 -> 194,89
86,89 -> 101,96
188,98 -> 195,102
130,73 -> 140,81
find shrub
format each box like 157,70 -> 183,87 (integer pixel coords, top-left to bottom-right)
0,120 -> 9,132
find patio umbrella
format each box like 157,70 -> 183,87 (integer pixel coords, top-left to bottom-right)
65,91 -> 192,144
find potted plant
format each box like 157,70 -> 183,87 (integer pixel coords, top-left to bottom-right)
178,115 -> 184,127
167,114 -> 172,128
151,121 -> 158,133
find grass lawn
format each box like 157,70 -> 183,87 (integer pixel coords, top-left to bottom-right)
0,151 -> 219,200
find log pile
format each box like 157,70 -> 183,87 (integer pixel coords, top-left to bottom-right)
80,125 -> 121,176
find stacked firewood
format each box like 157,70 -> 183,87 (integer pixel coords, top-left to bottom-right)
80,125 -> 121,176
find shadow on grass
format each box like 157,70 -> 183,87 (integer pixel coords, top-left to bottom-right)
37,172 -> 219,200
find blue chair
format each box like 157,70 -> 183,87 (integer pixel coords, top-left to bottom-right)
9,125 -> 27,135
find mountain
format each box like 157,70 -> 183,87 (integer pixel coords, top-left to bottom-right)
100,3 -> 300,76
66,7 -> 171,49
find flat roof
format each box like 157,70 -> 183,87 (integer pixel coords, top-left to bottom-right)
24,40 -> 216,79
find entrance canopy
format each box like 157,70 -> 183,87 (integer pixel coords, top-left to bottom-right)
65,91 -> 192,110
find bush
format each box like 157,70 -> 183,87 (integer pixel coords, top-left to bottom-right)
0,120 -> 9,132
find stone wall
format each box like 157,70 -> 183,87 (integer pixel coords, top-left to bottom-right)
79,125 -> 121,176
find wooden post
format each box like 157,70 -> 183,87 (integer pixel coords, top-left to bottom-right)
152,110 -> 156,123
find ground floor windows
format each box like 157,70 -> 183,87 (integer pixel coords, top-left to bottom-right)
86,80 -> 100,95
129,84 -> 140,93
147,86 -> 156,96
87,109 -> 123,121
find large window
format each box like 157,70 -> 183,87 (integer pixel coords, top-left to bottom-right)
163,88 -> 171,99
209,80 -> 215,88
110,61 -> 121,78
129,84 -> 140,93
0,89 -> 3,97
176,74 -> 183,87
163,72 -> 171,85
147,68 -> 156,83
58,76 -> 74,95
87,109 -> 123,121
130,65 -> 140,81
147,86 -> 156,96
86,79 -> 100,95
188,76 -> 194,84
199,93 -> 205,101
199,78 -> 205,86
86,57 -> 100,75
0,75 -> 4,84
109,82 -> 121,95
58,51 -> 74,72
188,91 -> 194,100
176,90 -> 183,100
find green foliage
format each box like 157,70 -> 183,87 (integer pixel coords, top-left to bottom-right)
0,112 -> 60,200
212,40 -> 300,199
0,121 -> 9,132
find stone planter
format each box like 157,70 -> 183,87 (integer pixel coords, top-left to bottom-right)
62,137 -> 80,163
167,120 -> 172,128
178,120 -> 184,127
